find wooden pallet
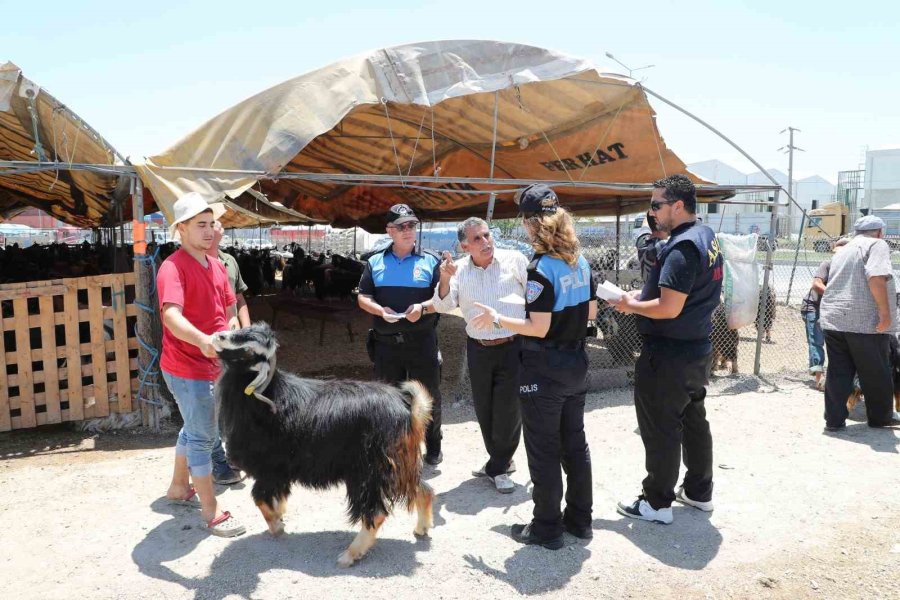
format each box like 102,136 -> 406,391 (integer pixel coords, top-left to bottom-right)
0,273 -> 139,431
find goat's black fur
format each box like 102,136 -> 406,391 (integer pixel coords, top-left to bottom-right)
213,323 -> 432,530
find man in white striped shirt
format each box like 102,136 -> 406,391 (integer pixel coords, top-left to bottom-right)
433,217 -> 529,493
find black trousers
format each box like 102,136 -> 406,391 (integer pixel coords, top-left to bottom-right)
518,347 -> 592,540
823,330 -> 894,427
373,329 -> 442,455
467,337 -> 522,477
634,347 -> 714,510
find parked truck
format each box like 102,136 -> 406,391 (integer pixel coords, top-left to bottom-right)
803,202 -> 900,251
803,202 -> 849,252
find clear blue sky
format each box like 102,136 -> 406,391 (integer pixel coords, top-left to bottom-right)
4,0 -> 898,183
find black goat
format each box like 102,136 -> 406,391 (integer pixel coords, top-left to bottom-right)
211,323 -> 434,567
596,303 -> 641,365
310,253 -> 364,300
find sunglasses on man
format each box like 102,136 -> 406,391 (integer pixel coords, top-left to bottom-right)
649,200 -> 676,212
388,222 -> 419,232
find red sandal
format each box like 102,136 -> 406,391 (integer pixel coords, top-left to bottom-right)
167,487 -> 200,508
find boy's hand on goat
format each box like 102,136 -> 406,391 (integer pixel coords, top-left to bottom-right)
199,335 -> 218,358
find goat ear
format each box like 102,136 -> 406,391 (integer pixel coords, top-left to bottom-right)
244,362 -> 270,396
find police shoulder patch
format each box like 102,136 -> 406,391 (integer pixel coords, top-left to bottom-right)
526,280 -> 544,303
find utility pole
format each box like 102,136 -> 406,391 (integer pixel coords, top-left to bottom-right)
779,127 -> 804,238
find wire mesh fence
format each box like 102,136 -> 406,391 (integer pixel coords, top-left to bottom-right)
492,216 -> 878,391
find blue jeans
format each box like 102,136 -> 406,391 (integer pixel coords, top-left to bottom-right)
803,312 -> 825,374
162,372 -> 228,477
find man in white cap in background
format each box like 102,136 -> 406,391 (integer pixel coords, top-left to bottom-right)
158,192 -> 245,536
819,215 -> 900,431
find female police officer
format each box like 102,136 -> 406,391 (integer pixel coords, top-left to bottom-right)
472,184 -> 597,549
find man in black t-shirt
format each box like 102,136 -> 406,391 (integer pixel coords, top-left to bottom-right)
610,175 -> 723,526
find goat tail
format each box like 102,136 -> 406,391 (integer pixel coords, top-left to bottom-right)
400,380 -> 432,444
391,380 -> 432,511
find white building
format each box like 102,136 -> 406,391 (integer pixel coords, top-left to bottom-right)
864,148 -> 900,211
688,160 -> 835,235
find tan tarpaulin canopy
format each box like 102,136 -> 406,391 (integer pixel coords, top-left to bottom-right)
137,41 -> 742,231
0,62 -> 138,227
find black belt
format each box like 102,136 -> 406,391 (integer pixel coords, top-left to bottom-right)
372,329 -> 434,345
523,339 -> 585,352
468,335 -> 517,347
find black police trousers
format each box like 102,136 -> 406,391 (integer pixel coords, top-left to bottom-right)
633,346 -> 714,509
373,329 -> 442,456
467,337 -> 522,477
823,330 -> 895,427
518,346 -> 592,540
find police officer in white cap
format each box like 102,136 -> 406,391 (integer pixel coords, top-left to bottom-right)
819,215 -> 900,430
357,204 -> 445,464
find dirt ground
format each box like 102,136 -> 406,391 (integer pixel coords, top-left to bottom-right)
1,371 -> 898,600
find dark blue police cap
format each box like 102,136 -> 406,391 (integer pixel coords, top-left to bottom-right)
386,204 -> 419,225
514,184 -> 559,217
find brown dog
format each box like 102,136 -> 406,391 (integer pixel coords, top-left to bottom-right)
846,334 -> 900,414
710,304 -> 739,375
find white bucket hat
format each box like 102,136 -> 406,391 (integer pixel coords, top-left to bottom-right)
168,192 -> 226,242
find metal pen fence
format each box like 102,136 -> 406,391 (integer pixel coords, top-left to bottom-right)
13,213 -> 892,394
494,213 -> 871,391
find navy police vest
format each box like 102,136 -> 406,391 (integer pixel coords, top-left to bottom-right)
637,221 -> 723,344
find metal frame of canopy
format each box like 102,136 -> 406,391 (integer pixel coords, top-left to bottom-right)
3,78 -> 833,385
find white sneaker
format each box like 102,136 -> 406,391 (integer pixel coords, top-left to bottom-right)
490,473 -> 515,494
472,460 -> 516,477
675,487 -> 714,512
616,496 -> 673,524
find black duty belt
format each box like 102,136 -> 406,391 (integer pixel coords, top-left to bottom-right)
372,329 -> 434,345
522,339 -> 585,352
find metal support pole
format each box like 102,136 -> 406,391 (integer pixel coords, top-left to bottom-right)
754,191 -> 779,376
786,129 -> 794,237
488,91 -> 499,181
784,210 -> 807,306
486,192 -> 497,224
132,177 -> 161,430
615,203 -> 621,284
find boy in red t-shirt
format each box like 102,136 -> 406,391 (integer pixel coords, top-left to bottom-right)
158,193 -> 244,537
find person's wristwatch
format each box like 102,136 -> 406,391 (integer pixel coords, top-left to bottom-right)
492,313 -> 502,329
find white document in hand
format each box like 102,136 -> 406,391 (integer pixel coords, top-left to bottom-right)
596,280 -> 626,302
497,293 -> 526,305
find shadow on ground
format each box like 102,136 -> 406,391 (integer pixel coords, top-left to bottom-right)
132,498 -> 429,600
594,508 -> 722,570
824,422 -> 899,453
0,423 -> 175,462
433,475 -> 531,526
462,524 -> 590,595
